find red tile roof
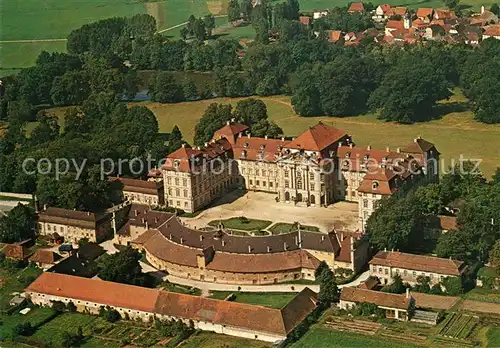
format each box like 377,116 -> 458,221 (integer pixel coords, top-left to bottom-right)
341,287 -> 410,309
411,292 -> 459,310
439,215 -> 457,231
213,122 -> 249,144
28,249 -> 61,265
233,136 -> 289,162
348,2 -> 365,12
110,177 -> 162,195
285,123 -> 347,152
402,137 -> 436,154
434,9 -> 457,19
412,18 -> 428,28
26,272 -> 160,312
27,273 -> 317,337
417,8 -> 434,19
369,251 -> 465,276
326,30 -> 342,42
484,25 -> 500,37
387,6 -> 408,16
378,4 -> 392,14
386,20 -> 405,30
0,242 -> 31,260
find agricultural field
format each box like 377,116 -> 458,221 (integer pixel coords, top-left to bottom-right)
208,291 -> 296,308
0,266 -> 42,309
292,326 -> 422,348
486,327 -> 500,347
464,287 -> 500,304
438,313 -> 479,340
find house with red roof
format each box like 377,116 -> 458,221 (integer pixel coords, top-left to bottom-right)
416,8 -> 434,23
348,2 -> 365,13
373,4 -> 392,22
483,24 -> 500,40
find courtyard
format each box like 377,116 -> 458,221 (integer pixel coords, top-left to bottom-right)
181,190 -> 360,233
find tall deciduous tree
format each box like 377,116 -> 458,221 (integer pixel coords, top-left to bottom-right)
97,246 -> 146,285
0,204 -> 36,243
149,72 -> 184,103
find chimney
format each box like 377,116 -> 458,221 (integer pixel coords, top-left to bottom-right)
406,287 -> 410,299
155,217 -> 158,223
231,117 -> 235,123
141,218 -> 145,224
350,236 -> 355,270
226,120 -> 230,126
367,145 -> 371,150
204,142 -> 208,147
283,242 -> 287,251
169,233 -> 172,240
248,245 -> 252,253
384,247 -> 387,252
238,132 -> 243,138
145,221 -> 148,229
267,246 -> 271,253
43,204 -> 47,211
265,135 -> 268,140
200,235 -> 203,241
222,240 -> 225,247
247,133 -> 251,138
321,235 -> 325,242
386,146 -> 390,152
182,143 -> 186,148
396,147 -> 401,153
134,209 -> 138,217
180,237 -> 184,244
281,137 -> 285,141
349,143 -> 354,148
481,5 -> 485,14
340,231 -> 344,241
87,212 -> 91,216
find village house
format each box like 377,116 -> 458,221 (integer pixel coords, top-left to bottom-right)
28,249 -> 62,269
313,10 -> 328,19
110,176 -> 164,206
348,2 -> 365,13
340,287 -> 412,321
369,250 -> 466,286
26,273 -> 318,343
37,206 -> 112,244
0,240 -> 32,260
416,8 -> 434,23
373,4 -> 392,22
483,24 -> 500,40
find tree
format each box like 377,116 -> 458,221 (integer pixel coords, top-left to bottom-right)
180,27 -> 189,40
430,283 -> 443,295
489,240 -> 500,273
204,15 -> 216,38
194,103 -> 233,146
441,276 -> 463,296
30,112 -> 60,145
491,3 -> 500,16
233,98 -> 268,126
13,322 -> 35,337
414,275 -> 431,293
369,56 -> 451,123
50,70 -> 90,106
149,72 -> 184,103
97,246 -> 146,286
182,78 -> 199,101
228,0 -> 241,21
493,168 -> 500,184
291,76 -> 321,116
193,18 -> 207,41
168,125 -> 184,154
385,274 -> 406,294
318,272 -> 340,306
443,0 -> 460,9
0,204 -> 36,243
315,261 -> 332,283
61,329 -> 84,348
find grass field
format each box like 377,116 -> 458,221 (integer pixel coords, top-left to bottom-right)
0,267 -> 42,309
487,327 -> 500,347
292,326 -> 421,348
208,291 -> 296,308
180,331 -> 271,348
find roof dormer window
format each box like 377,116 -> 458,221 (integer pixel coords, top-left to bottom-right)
372,181 -> 379,190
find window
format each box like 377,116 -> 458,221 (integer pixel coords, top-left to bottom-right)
284,170 -> 289,178
384,268 -> 388,275
412,271 -> 417,276
48,225 -> 51,231
249,180 -> 253,185
263,181 -> 266,187
256,180 -> 260,186
296,174 -> 303,190
255,169 -> 259,176
60,227 -> 63,232
168,188 -> 172,195
404,270 -> 408,276
310,183 -> 315,191
320,173 -> 325,182
175,178 -> 179,185
183,189 -> 187,197
285,180 -> 289,188
262,170 -> 266,176
176,201 -> 180,207
395,269 -> 400,274
184,202 -> 188,208
176,188 -> 180,196
269,182 -> 273,188
242,168 -> 245,174
378,267 -> 382,273
167,177 -> 171,184
363,199 -> 368,208
183,179 -> 187,186
309,172 -> 314,180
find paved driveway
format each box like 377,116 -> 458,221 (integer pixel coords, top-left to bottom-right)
181,190 -> 360,232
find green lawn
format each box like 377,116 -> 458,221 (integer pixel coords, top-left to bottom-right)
208,291 -> 296,309
464,287 -> 500,304
0,307 -> 58,342
180,331 -> 271,348
487,327 -> 500,348
31,312 -> 96,346
208,217 -> 272,231
268,222 -> 320,235
292,326 -> 420,348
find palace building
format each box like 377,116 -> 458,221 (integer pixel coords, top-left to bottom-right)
162,121 -> 439,228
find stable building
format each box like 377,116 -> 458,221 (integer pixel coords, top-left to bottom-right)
26,273 -> 318,343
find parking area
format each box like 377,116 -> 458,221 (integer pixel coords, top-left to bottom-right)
181,190 -> 360,232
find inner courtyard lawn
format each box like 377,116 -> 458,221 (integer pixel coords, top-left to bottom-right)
207,217 -> 272,231
180,331 -> 271,348
268,222 -> 320,235
208,291 -> 296,309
